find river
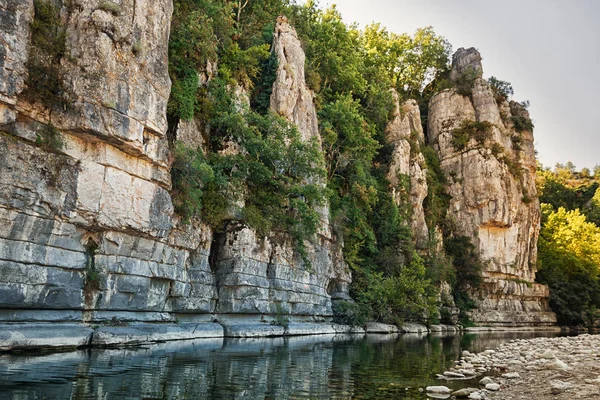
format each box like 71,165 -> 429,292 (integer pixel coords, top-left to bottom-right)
0,330 -> 564,399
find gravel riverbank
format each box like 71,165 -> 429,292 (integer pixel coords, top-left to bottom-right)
431,334 -> 600,399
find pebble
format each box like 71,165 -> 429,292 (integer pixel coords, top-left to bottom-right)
426,386 -> 451,394
546,357 -> 571,371
452,387 -> 479,398
444,371 -> 465,378
550,380 -> 572,394
541,349 -> 555,359
479,377 -> 493,385
439,334 -> 600,399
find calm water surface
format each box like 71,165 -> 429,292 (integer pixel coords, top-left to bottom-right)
0,331 -> 562,399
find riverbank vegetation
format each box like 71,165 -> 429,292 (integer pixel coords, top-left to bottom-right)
536,163 -> 600,327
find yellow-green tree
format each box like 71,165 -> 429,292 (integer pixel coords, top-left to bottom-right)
537,205 -> 600,326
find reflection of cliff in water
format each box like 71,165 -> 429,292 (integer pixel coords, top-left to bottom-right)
0,331 -> 563,399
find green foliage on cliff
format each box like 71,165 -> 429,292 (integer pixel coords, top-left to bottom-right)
454,66 -> 479,97
168,0 -> 452,324
488,76 -> 513,103
23,0 -> 70,110
35,123 -> 64,152
536,164 -> 600,327
450,120 -> 493,150
172,78 -> 327,261
287,2 -> 449,324
510,101 -> 534,133
443,235 -> 484,325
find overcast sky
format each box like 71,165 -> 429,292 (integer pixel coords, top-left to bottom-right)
322,0 -> 600,170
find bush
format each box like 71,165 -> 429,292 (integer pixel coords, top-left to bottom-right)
332,300 -> 370,327
97,1 -> 121,16
35,123 -> 64,151
22,0 -> 70,110
451,120 -> 493,150
170,143 -> 215,223
488,76 -> 513,103
510,101 -> 534,132
270,304 -> 290,329
454,66 -> 479,97
351,253 -> 439,324
443,235 -> 485,325
421,145 -> 450,232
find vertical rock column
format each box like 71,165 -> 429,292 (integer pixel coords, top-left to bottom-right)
212,18 -> 351,318
269,18 -> 351,313
427,48 -> 556,326
385,91 -> 429,249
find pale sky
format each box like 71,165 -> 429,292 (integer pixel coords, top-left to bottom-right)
322,0 -> 600,170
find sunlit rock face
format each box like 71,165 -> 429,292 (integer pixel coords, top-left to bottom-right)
428,48 -> 556,326
0,5 -> 348,323
385,91 -> 429,249
0,0 -> 190,320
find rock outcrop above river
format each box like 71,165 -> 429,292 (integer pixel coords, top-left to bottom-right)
428,48 -> 556,326
0,1 -> 554,342
0,2 -> 349,328
385,91 -> 429,248
209,18 -> 350,317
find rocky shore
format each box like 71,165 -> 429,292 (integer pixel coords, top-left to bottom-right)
429,334 -> 600,399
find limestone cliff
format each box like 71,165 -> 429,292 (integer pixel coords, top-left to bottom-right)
0,0 -> 181,322
427,48 -> 556,326
0,1 -> 555,334
210,19 -> 350,317
385,91 -> 429,249
0,2 -> 348,327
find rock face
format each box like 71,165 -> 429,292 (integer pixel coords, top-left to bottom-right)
0,4 -> 555,331
0,4 -> 348,325
385,91 -> 429,248
270,16 -> 319,143
212,19 -> 350,316
428,48 -> 555,326
0,0 -> 184,321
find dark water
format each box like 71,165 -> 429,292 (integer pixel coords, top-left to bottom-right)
0,331 -> 562,399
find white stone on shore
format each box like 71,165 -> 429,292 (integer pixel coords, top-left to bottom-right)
550,380 -> 572,394
546,358 -> 571,371
426,385 -> 451,394
479,376 -> 493,385
502,372 -> 520,379
452,388 -> 479,398
541,349 -> 555,359
485,383 -> 500,391
444,371 -> 466,378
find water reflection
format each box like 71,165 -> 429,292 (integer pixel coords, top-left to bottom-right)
0,331 -> 562,399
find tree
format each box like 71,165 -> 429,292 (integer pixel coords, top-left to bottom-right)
537,205 -> 600,327
360,24 -> 451,99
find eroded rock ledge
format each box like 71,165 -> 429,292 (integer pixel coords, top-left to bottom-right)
0,320 -> 371,351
